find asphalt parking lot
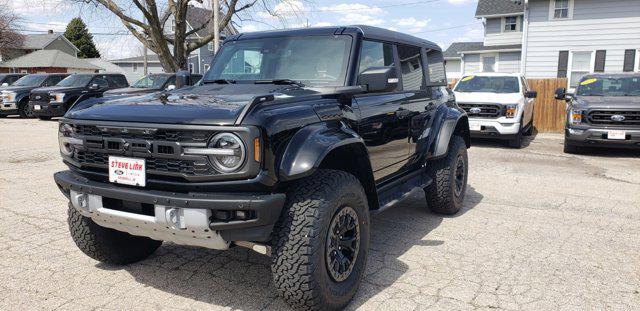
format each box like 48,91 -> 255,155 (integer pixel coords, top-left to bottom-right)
0,117 -> 639,310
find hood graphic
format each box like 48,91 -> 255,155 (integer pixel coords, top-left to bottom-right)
65,83 -> 331,125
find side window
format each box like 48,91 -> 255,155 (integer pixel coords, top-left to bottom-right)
165,76 -> 176,87
92,77 -> 109,88
107,75 -> 128,88
397,45 -> 425,91
426,49 -> 446,86
358,40 -> 394,74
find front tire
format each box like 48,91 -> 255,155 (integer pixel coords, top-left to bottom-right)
18,100 -> 33,118
271,170 -> 370,310
67,205 -> 162,265
563,140 -> 580,154
38,116 -> 52,121
424,135 -> 468,215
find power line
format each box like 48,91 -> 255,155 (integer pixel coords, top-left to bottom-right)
279,0 -> 441,13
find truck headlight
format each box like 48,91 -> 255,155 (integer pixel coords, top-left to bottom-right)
570,109 -> 583,125
51,93 -> 66,103
58,123 -> 81,157
505,105 -> 518,118
1,91 -> 16,102
208,133 -> 245,173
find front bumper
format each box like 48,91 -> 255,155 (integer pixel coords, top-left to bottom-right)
565,127 -> 640,149
1,101 -> 18,114
54,170 -> 286,248
29,101 -> 66,117
468,118 -> 521,139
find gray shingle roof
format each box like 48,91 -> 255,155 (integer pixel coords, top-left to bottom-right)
110,54 -> 161,63
0,50 -> 101,70
444,42 -> 521,58
444,42 -> 483,58
21,33 -> 79,52
475,0 -> 524,17
186,5 -> 239,37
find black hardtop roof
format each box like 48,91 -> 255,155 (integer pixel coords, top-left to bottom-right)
227,25 -> 441,51
68,73 -> 126,76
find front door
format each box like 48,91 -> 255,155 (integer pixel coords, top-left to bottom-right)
354,40 -> 411,182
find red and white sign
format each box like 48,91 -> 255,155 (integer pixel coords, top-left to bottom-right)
109,156 -> 146,187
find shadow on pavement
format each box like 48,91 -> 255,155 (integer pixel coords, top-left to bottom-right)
96,186 -> 484,310
470,128 -> 538,149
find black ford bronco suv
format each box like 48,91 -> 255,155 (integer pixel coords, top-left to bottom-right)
556,73 -> 640,153
30,73 -> 129,120
54,26 -> 470,310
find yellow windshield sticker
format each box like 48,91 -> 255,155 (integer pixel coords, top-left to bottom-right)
580,78 -> 598,86
461,75 -> 475,82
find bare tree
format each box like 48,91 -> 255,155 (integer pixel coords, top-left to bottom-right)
75,0 -> 310,72
0,1 -> 24,58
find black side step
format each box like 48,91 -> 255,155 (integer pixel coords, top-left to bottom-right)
373,168 -> 432,214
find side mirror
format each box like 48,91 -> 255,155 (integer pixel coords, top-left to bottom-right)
525,90 -> 537,99
166,84 -> 176,91
1,83 -> 8,87
358,66 -> 398,93
89,83 -> 100,91
175,70 -> 191,89
554,87 -> 567,101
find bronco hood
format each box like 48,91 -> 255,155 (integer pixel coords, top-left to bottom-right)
103,87 -> 160,97
65,83 -> 330,125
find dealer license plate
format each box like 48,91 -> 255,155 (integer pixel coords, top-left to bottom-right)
109,156 -> 146,187
469,122 -> 482,131
34,105 -> 41,110
608,130 -> 626,140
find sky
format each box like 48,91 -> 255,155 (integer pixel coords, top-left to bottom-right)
7,0 -> 483,60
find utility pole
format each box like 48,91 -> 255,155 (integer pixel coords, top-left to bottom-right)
143,4 -> 148,75
213,0 -> 220,53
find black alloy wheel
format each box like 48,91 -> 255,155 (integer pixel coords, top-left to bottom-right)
326,206 -> 360,283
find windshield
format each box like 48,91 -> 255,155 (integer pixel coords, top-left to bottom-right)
132,74 -> 172,88
204,36 -> 352,86
57,74 -> 93,87
12,75 -> 46,87
577,76 -> 640,97
455,76 -> 520,94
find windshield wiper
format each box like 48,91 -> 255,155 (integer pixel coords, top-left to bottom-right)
254,79 -> 305,87
203,79 -> 237,84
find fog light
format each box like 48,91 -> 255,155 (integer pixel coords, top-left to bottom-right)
568,128 -> 584,135
235,210 -> 248,220
214,210 -> 232,221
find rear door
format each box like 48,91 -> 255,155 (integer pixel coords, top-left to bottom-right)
353,40 -> 412,182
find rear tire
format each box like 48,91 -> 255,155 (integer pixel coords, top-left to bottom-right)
67,205 -> 162,265
424,135 -> 468,215
271,170 -> 370,310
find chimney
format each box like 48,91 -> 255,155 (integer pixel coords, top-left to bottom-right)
48,30 -> 54,34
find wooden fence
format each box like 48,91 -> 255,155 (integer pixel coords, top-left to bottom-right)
448,77 -> 567,133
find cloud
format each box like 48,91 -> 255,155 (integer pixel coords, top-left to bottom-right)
8,0 -> 70,17
95,35 -> 143,60
319,3 -> 385,26
395,17 -> 431,33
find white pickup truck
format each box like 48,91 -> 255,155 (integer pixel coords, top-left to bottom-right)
453,73 -> 537,148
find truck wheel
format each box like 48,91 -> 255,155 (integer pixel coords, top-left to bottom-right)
424,135 -> 468,215
271,170 -> 370,310
563,141 -> 580,154
18,100 -> 33,118
67,205 -> 162,265
38,116 -> 52,121
508,123 -> 524,149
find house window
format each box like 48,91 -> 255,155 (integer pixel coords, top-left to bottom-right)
569,51 -> 593,88
208,42 -> 214,51
481,55 -> 497,72
551,0 -> 572,20
504,16 -> 518,32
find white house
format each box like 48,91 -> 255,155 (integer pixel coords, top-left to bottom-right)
445,0 -> 640,88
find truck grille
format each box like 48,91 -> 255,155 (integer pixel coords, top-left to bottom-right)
69,124 -> 219,180
458,103 -> 502,118
587,110 -> 640,127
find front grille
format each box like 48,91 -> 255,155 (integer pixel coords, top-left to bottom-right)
30,93 -> 50,103
458,103 -> 502,118
587,110 -> 640,127
69,124 -> 220,180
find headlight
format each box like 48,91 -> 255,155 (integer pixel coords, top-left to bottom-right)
208,133 -> 245,173
505,104 -> 518,118
1,91 -> 16,102
58,123 -> 81,157
51,93 -> 66,103
570,109 -> 583,125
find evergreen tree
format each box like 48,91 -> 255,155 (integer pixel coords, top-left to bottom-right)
64,18 -> 100,58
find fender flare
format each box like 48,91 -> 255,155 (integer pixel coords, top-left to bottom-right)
278,121 -> 366,181
430,105 -> 470,159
